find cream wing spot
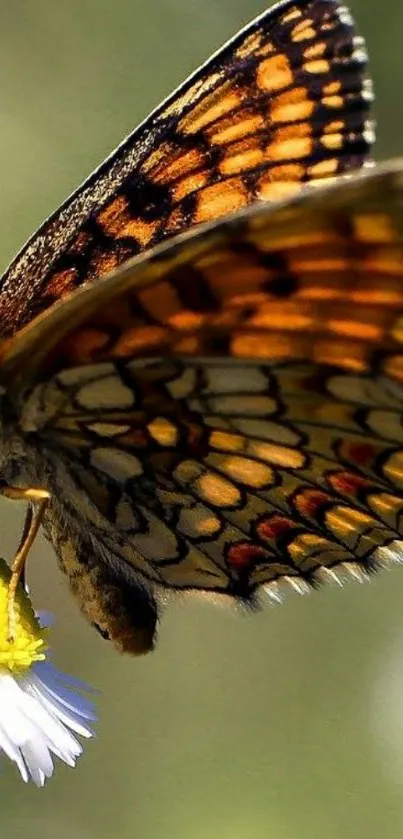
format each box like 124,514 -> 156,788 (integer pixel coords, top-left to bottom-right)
367,411 -> 403,442
174,459 -> 203,484
203,415 -> 231,431
56,362 -> 114,388
202,365 -> 269,394
231,418 -> 301,445
115,498 -> 140,531
338,5 -> 354,26
157,548 -> 229,587
91,448 -> 143,481
165,366 -> 197,399
133,510 -> 180,561
87,422 -> 132,438
178,505 -> 222,539
76,375 -> 135,410
197,394 -> 277,416
327,374 -> 390,405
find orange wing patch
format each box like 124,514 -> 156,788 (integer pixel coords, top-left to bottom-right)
98,197 -> 158,248
256,54 -> 294,91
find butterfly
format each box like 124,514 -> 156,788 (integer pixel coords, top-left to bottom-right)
2,0 -> 399,656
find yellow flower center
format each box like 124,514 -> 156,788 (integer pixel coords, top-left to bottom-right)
0,558 -> 47,673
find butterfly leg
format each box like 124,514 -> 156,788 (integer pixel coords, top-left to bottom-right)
2,487 -> 50,639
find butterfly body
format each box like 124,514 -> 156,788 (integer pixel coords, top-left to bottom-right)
3,0 -> 402,656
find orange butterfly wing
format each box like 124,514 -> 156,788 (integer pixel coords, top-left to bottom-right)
0,0 -> 373,336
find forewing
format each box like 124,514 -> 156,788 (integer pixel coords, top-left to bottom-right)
6,162 -> 403,604
0,0 -> 373,335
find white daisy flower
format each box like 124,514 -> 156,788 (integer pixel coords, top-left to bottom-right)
0,558 -> 97,786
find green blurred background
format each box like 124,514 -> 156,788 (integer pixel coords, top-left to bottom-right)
0,0 -> 402,836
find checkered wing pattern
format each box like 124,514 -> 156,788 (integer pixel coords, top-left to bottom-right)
4,164 -> 403,623
0,0 -> 372,336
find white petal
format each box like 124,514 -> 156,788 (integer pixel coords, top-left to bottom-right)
22,739 -> 53,787
36,660 -> 98,697
0,677 -> 53,783
23,675 -> 93,740
0,719 -> 29,783
18,682 -> 84,757
0,657 -> 96,785
32,663 -> 97,722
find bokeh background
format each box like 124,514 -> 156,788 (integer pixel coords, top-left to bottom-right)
0,0 -> 402,836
